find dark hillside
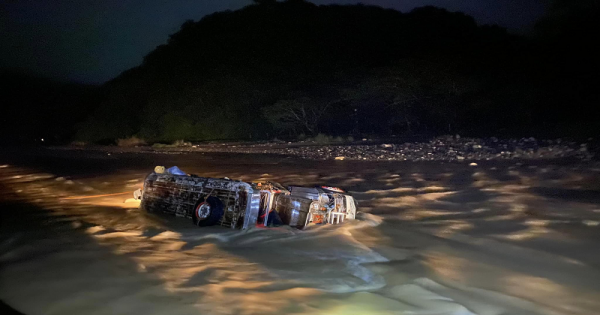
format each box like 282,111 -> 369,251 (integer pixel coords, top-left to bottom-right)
75,0 -> 599,143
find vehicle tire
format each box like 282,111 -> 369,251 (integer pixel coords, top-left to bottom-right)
192,196 -> 224,227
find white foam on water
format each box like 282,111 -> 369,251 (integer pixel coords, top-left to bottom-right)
2,164 -> 598,315
85,226 -> 106,234
150,230 -> 181,240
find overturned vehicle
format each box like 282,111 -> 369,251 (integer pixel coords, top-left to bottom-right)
138,166 -> 357,229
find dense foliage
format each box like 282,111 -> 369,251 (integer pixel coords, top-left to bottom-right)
78,2 -> 507,142
5,0 -> 597,144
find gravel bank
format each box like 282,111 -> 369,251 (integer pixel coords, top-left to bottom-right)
154,136 -> 593,162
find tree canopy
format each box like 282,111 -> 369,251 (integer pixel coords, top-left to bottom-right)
74,0 -> 599,143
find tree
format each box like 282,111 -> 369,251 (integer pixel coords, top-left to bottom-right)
76,1 -> 584,142
263,97 -> 332,136
339,61 -> 479,135
535,0 -> 599,40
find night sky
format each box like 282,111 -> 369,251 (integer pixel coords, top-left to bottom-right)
1,0 -> 549,84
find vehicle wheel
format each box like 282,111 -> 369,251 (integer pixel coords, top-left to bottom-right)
192,196 -> 224,227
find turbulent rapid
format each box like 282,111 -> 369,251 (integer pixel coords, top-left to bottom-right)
1,149 -> 600,315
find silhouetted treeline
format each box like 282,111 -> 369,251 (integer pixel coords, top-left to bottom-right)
6,0 -> 599,144
0,70 -> 97,144
531,0 -> 600,137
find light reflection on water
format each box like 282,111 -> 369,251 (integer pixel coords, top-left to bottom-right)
3,158 -> 600,315
423,248 -> 600,315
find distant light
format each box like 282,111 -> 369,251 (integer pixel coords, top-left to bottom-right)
41,138 -> 44,142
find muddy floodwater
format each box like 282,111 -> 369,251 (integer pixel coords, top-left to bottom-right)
2,148 -> 600,315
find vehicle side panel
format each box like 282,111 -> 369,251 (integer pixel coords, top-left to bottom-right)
141,173 -> 259,229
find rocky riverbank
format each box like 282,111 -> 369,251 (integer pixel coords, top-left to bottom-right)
152,136 -> 593,162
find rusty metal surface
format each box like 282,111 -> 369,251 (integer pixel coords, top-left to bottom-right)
272,194 -> 312,228
141,173 -> 259,229
141,172 -> 357,229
